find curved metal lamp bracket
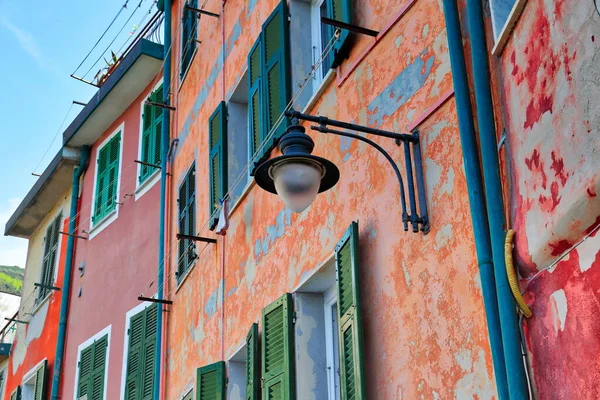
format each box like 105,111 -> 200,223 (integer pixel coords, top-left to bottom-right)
286,110 -> 430,234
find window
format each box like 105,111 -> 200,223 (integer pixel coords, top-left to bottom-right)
177,164 -> 196,283
226,72 -> 250,207
208,102 -> 227,230
139,83 -> 164,185
261,293 -> 295,399
10,387 -> 20,400
36,213 -> 62,304
180,0 -> 198,80
92,130 -> 122,227
310,0 -> 335,87
196,361 -> 225,399
76,333 -> 109,400
490,0 -> 518,40
324,286 -> 341,400
182,389 -> 193,400
226,327 -> 253,400
21,360 -> 48,400
124,303 -> 158,399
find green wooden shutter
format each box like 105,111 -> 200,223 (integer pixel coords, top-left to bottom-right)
261,293 -> 295,400
328,0 -> 353,68
245,323 -> 259,400
248,36 -> 263,165
208,102 -> 227,230
177,165 -> 196,280
38,213 -> 61,302
261,1 -> 291,150
33,359 -> 48,400
335,222 -> 366,400
10,386 -> 21,400
177,177 -> 189,280
93,134 -> 121,224
141,304 -> 158,399
91,335 -> 108,400
140,101 -> 153,182
125,312 -> 145,399
196,361 -> 225,400
105,134 -> 121,213
181,0 -> 198,79
139,84 -> 164,184
77,346 -> 94,398
93,146 -> 109,223
153,84 -> 164,168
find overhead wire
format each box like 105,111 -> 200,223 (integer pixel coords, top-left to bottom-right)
113,0 -> 158,59
31,102 -> 75,175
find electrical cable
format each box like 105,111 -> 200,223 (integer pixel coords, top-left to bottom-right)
31,102 -> 75,175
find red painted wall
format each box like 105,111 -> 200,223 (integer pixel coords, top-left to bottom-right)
3,218 -> 68,399
59,79 -> 162,400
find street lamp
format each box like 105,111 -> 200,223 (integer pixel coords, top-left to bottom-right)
254,110 -> 430,234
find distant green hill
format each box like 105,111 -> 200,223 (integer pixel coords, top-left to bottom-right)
0,265 -> 24,296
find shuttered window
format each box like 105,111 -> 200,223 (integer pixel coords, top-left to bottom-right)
10,386 -> 21,400
32,359 -> 48,400
92,133 -> 121,225
36,213 -> 61,304
261,293 -> 295,400
335,222 -> 365,400
247,1 -> 291,174
125,304 -> 158,400
208,102 -> 227,230
77,334 -> 108,400
245,323 -> 259,400
139,84 -> 165,184
328,0 -> 352,68
181,0 -> 198,79
177,164 -> 196,282
196,361 -> 225,400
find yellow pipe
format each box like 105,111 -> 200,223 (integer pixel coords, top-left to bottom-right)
505,229 -> 532,318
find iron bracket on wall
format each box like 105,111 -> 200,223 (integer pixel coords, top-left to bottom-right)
176,233 -> 217,244
287,110 -> 430,234
134,159 -> 162,170
138,296 -> 173,305
321,17 -> 379,37
145,100 -> 176,111
4,317 -> 28,325
59,231 -> 88,240
34,282 -> 61,292
185,4 -> 220,18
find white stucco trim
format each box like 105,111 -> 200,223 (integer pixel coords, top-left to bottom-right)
22,357 -> 47,385
119,299 -> 156,399
135,78 -> 164,201
89,122 -> 125,239
491,0 -> 528,56
73,325 -> 112,400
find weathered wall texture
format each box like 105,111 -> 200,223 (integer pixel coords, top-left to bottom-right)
165,0 -> 499,398
4,191 -> 71,399
59,80 -> 162,400
497,0 -> 600,397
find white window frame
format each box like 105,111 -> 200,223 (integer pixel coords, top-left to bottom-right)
135,78 -> 164,201
490,0 -> 528,56
73,325 -> 111,400
310,0 -> 327,89
89,123 -> 125,239
226,341 -> 247,400
119,299 -> 156,399
21,358 -> 47,400
324,284 -> 341,400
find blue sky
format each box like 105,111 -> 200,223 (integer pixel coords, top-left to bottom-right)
0,0 -> 157,267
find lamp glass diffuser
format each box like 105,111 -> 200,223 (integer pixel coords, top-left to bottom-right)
270,158 -> 324,213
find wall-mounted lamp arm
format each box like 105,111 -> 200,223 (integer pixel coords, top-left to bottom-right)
311,124 -> 410,231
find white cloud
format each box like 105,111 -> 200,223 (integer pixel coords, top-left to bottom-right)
0,14 -> 52,70
0,197 -> 28,268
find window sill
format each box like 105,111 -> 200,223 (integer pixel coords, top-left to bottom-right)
135,170 -> 161,201
178,48 -> 198,93
491,0 -> 528,56
88,209 -> 118,240
175,258 -> 198,294
302,69 -> 336,114
31,294 -> 51,316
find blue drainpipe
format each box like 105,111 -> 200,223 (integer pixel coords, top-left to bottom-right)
465,0 -> 528,397
441,1 -> 509,398
154,1 -> 171,398
51,146 -> 90,400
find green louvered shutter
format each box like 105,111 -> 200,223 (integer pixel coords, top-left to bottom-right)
181,0 -> 198,79
38,214 -> 61,302
139,84 -> 164,184
153,84 -> 164,168
125,312 -> 144,399
177,165 -> 196,281
33,359 -> 48,400
140,101 -> 153,182
93,134 -> 121,224
105,134 -> 121,213
328,0 -> 352,68
196,361 -> 225,400
93,145 -> 109,223
91,335 -> 108,400
261,1 -> 291,152
248,36 -> 263,166
77,346 -> 93,398
208,102 -> 227,230
335,222 -> 366,400
261,293 -> 295,400
177,176 -> 188,280
245,323 -> 259,400
141,304 -> 158,399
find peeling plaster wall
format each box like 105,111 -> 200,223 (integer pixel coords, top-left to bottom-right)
165,0 -> 498,398
4,191 -> 72,399
495,0 -> 600,397
59,79 -> 162,400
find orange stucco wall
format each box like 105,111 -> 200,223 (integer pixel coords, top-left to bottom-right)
163,0 -> 498,398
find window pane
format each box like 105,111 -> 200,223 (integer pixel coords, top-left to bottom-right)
490,0 -> 517,38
